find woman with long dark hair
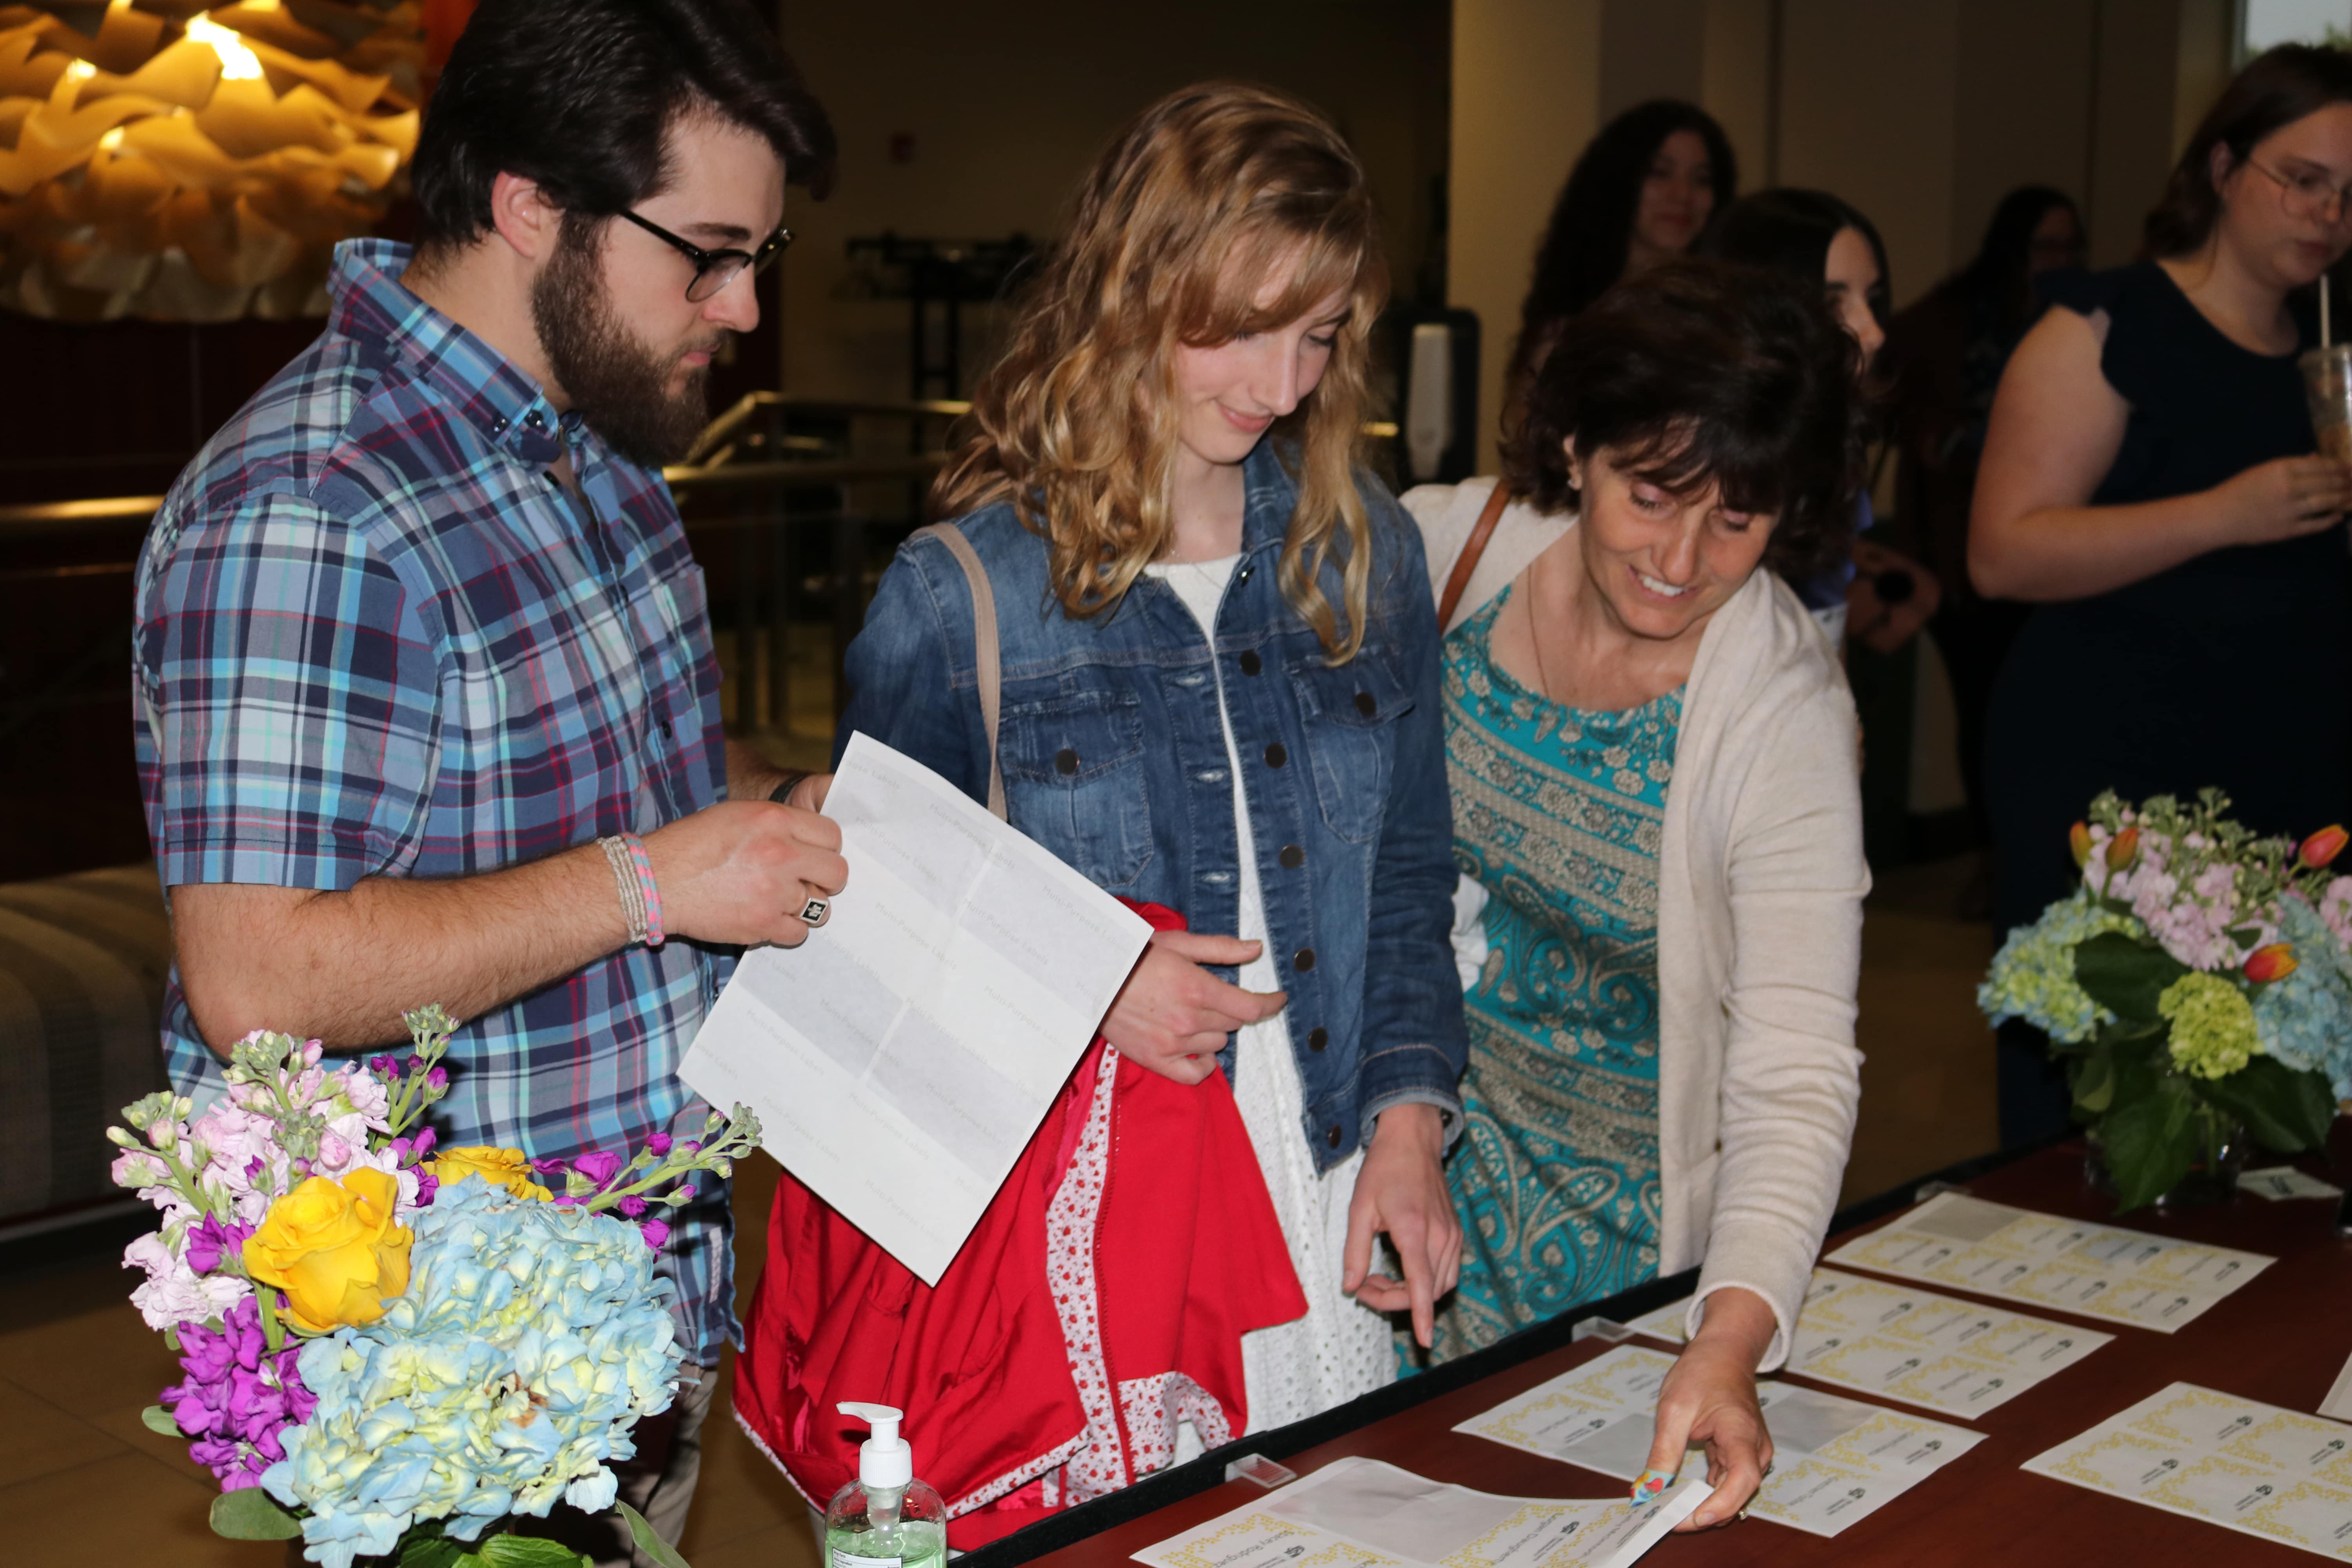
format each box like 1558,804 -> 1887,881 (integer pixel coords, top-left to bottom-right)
1973,46 -> 2352,1143
1506,100 -> 1738,405
1706,189 -> 1938,651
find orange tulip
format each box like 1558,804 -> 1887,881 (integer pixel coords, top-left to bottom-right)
2106,826 -> 2140,870
2245,944 -> 2299,984
2070,822 -> 2092,867
2301,825 -> 2349,869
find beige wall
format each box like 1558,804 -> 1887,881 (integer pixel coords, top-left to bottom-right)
1448,0 -> 1603,476
774,0 -> 1450,405
1777,0 -> 1964,306
1446,0 -> 2249,455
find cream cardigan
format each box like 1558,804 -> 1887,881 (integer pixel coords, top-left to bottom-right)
1407,477 -> 1867,1368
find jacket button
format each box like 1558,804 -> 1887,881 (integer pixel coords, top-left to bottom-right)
1263,742 -> 1287,768
1279,844 -> 1304,869
1239,649 -> 1262,676
1308,1026 -> 1328,1051
1236,563 -> 1254,584
1325,1124 -> 1342,1148
1055,747 -> 1079,775
1354,690 -> 1377,717
1293,947 -> 1315,972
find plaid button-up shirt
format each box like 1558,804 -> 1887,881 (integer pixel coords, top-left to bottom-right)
134,239 -> 739,1363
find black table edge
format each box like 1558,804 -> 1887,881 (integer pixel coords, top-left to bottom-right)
960,1130 -> 2071,1568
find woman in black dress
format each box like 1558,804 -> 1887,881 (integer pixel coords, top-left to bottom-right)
1973,45 -> 2352,1144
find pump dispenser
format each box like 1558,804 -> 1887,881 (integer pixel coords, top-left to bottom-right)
823,1402 -> 946,1568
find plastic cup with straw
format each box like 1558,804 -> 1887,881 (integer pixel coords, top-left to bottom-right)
2302,272 -> 2352,463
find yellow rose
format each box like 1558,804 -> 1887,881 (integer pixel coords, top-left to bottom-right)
425,1145 -> 554,1201
243,1167 -> 413,1333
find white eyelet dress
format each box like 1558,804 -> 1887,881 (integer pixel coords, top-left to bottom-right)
1143,555 -> 1399,1445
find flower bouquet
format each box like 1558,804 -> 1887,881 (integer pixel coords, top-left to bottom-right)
1980,790 -> 2352,1210
110,1004 -> 761,1568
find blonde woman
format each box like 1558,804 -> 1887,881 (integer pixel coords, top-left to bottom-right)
744,84 -> 1465,1521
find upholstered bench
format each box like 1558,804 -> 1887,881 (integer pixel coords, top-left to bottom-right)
0,864 -> 171,1230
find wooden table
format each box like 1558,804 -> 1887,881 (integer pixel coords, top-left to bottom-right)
969,1132 -> 2352,1568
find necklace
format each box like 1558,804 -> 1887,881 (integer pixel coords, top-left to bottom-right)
1525,553 -> 1564,703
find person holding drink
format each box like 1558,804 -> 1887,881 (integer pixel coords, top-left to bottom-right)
1971,44 -> 2352,1145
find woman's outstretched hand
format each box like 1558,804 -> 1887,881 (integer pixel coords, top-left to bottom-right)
1343,1102 -> 1461,1348
1098,928 -> 1287,1084
1642,1285 -> 1779,1531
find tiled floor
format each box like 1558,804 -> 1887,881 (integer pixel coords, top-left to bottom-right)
0,849 -> 1997,1566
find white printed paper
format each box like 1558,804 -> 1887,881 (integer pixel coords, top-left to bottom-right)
1455,1345 -> 1982,1538
2243,1166 -> 2345,1201
1130,1455 -> 1711,1568
2024,1383 -> 2352,1558
1624,1268 -> 2111,1419
1823,1192 -> 2272,1332
2320,1353 -> 2352,1424
681,731 -> 1152,1284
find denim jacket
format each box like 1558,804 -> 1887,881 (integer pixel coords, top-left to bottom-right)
836,441 -> 1466,1172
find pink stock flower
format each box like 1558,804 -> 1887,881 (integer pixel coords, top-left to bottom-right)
162,1295 -> 315,1492
570,1150 -> 623,1189
123,1230 -> 250,1332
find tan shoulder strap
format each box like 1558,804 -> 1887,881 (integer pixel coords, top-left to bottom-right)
915,523 -> 1007,821
1436,482 -> 1512,630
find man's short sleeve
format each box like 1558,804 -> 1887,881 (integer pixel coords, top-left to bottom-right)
136,490 -> 441,892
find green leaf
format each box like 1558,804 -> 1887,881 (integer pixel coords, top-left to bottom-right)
2191,1057 -> 2339,1152
141,1404 -> 183,1437
210,1488 -> 303,1541
618,1503 -> 695,1568
2102,1078 -> 2201,1211
2073,934 -> 2189,1026
2073,1048 -> 2118,1116
473,1537 -> 594,1568
398,1523 -> 466,1568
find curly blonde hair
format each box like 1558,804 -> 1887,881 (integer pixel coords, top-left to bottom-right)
932,82 -> 1389,660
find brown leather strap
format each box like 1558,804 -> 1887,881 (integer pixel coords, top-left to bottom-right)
915,523 -> 1007,821
1436,482 -> 1512,630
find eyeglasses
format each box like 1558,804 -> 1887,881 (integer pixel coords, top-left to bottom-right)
615,209 -> 793,301
2245,158 -> 2352,226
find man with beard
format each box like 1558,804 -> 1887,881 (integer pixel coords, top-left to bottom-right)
132,1 -> 837,1558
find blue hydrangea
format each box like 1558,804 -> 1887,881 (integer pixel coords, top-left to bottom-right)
262,1176 -> 685,1568
2254,895 -> 2352,1099
1979,889 -> 2142,1044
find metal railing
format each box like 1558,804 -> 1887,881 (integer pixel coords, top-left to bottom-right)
0,400 -> 1407,744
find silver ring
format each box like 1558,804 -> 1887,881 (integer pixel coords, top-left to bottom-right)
799,897 -> 829,925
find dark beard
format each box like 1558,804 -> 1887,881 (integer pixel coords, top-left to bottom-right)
531,225 -> 719,468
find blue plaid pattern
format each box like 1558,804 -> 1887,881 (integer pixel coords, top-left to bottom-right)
134,239 -> 740,1363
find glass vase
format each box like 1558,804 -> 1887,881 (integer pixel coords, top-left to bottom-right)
2082,1105 -> 2247,1208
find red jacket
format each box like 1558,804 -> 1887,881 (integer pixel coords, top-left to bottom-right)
734,903 -> 1308,1548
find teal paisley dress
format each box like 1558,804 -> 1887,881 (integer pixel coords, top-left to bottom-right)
1426,584 -> 1678,1361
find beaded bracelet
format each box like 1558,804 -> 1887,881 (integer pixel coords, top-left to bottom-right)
598,832 -> 665,947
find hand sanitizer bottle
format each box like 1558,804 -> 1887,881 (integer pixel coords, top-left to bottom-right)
824,1401 -> 947,1568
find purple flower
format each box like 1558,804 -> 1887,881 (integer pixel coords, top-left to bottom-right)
616,1195 -> 648,1218
528,1154 -> 570,1177
368,1055 -> 396,1079
182,1214 -> 254,1277
160,1297 -> 312,1492
570,1150 -> 622,1189
426,1065 -> 448,1093
640,1219 -> 671,1250
644,1133 -> 673,1156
